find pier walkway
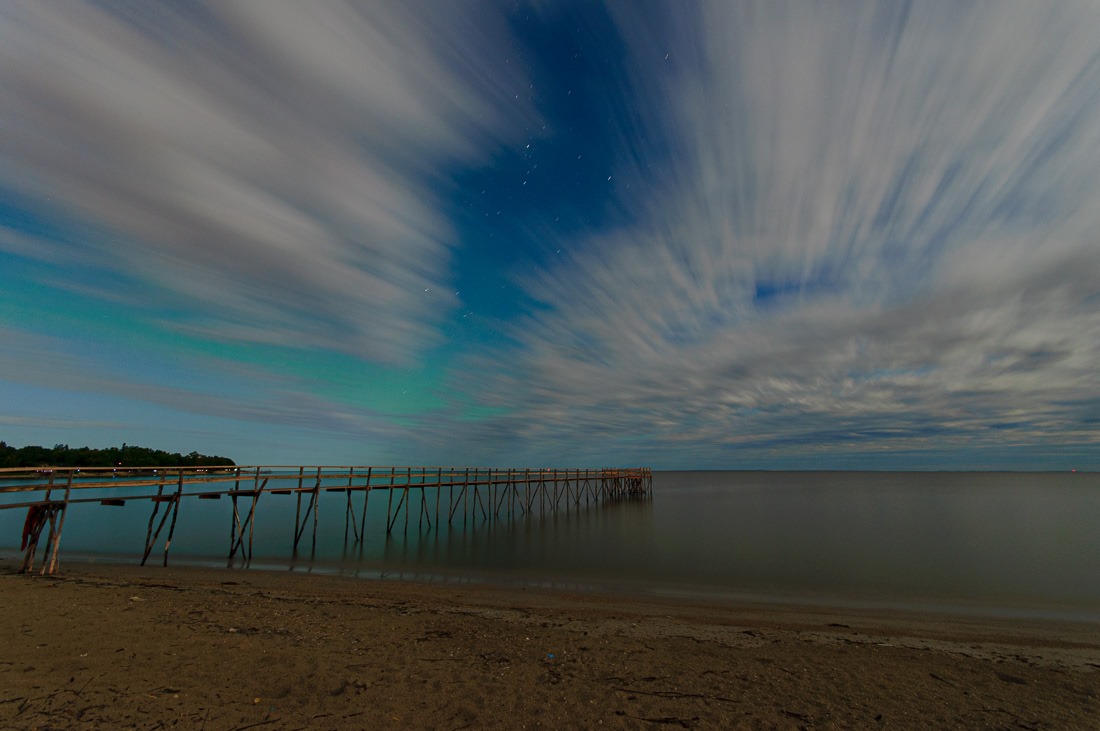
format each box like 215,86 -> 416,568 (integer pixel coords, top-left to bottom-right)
0,465 -> 652,575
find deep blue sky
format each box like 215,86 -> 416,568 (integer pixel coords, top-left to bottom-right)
1,1 -> 1098,470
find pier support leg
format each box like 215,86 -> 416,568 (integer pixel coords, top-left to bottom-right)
160,473 -> 185,567
228,478 -> 265,564
420,487 -> 432,530
343,489 -> 358,546
434,468 -> 442,528
142,494 -> 180,566
42,477 -> 74,575
311,468 -> 321,555
361,467 -> 373,545
384,467 -> 397,536
292,488 -> 316,555
387,488 -> 407,534
18,503 -> 60,574
404,468 -> 412,534
19,474 -> 66,575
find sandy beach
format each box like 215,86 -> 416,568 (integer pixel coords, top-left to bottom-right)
1,560 -> 1098,730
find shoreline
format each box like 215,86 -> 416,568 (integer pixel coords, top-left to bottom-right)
11,547 -> 1100,626
2,560 -> 1098,728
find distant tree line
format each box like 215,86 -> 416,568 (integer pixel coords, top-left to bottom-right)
0,441 -> 235,468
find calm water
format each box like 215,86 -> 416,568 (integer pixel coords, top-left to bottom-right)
3,471 -> 1098,619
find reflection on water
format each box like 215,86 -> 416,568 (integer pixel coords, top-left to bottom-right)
3,471 -> 1098,618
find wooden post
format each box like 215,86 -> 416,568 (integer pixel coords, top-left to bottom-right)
225,468 -> 238,558
160,470 -> 185,567
434,467 -> 442,528
464,467 -> 470,527
17,470 -> 58,574
143,480 -> 166,566
386,468 -> 409,534
43,471 -> 73,575
312,467 -> 321,555
229,478 -> 266,562
229,494 -> 239,559
18,506 -> 49,574
292,489 -> 316,554
484,469 -> 492,524
464,468 -> 473,525
415,466 -> 422,529
473,467 -> 488,523
419,467 -> 432,531
344,487 -> 353,545
448,467 -> 455,524
404,467 -> 411,534
385,467 -> 396,535
294,466 -> 304,551
344,466 -> 356,545
495,469 -> 510,518
361,466 -> 372,543
447,467 -> 465,524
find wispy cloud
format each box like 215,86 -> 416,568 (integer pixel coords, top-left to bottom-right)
446,2 -> 1100,466
0,324 -> 412,453
0,1 -> 533,364
0,415 -> 128,432
2,2 -> 1097,467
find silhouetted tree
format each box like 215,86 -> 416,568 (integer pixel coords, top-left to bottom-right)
0,441 -> 235,469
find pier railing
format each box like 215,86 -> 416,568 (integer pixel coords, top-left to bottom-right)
0,465 -> 652,575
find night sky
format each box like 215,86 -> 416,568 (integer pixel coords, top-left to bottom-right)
1,2 -> 1098,469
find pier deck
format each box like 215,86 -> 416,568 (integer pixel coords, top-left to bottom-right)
0,465 -> 652,574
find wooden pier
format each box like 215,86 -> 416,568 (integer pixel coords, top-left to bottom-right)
0,465 -> 652,575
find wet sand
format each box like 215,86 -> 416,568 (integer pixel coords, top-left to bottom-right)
2,560 -> 1098,729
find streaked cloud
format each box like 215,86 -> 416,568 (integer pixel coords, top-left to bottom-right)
1,1 -> 1097,468
439,1 -> 1100,467
0,1 -> 532,364
0,415 -> 127,432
